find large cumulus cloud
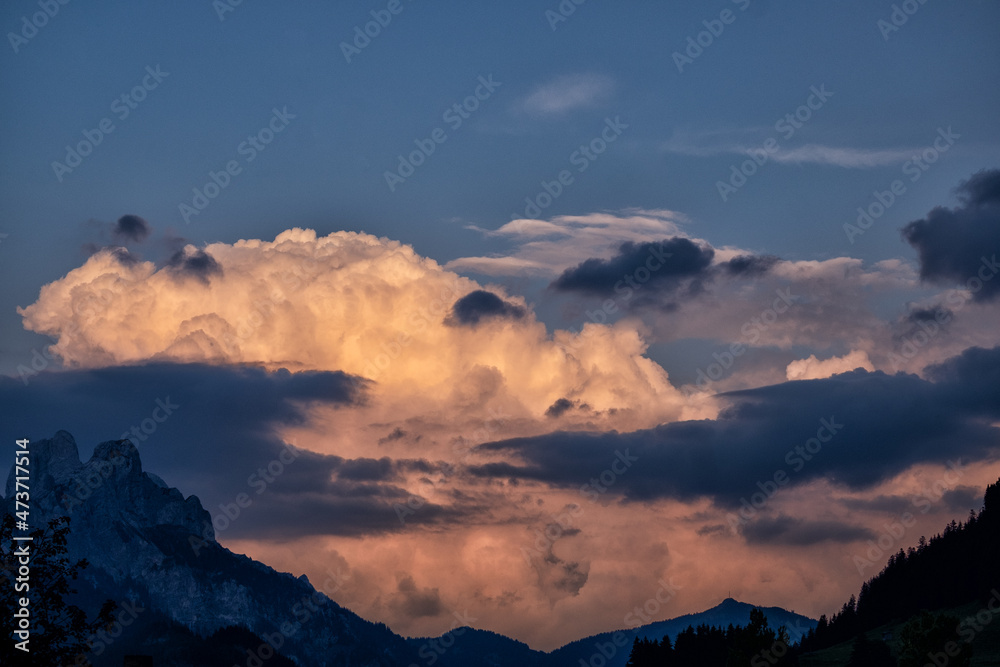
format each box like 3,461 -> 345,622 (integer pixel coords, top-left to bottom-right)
17,228 -> 695,431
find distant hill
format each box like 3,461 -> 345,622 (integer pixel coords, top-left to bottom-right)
406,627 -> 551,667
549,598 -> 816,667
410,598 -> 817,667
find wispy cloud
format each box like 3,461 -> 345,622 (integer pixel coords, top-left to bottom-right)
446,209 -> 685,276
520,73 -> 614,116
769,144 -> 915,168
664,130 -> 917,168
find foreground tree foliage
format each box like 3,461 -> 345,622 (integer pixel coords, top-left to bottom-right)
896,611 -> 971,667
0,514 -> 115,664
847,633 -> 894,667
629,478 -> 1000,667
801,478 -> 999,653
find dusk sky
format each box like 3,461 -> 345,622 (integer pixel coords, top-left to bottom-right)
2,0 -> 1000,651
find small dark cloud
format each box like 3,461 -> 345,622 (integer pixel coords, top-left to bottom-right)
902,169 -> 1000,302
82,244 -> 139,265
740,515 -> 874,546
163,233 -> 190,254
549,238 -> 779,309
393,574 -> 445,619
528,524 -> 589,600
545,398 -> 575,418
840,487 -> 982,517
697,524 -> 728,537
906,306 -> 953,324
337,457 -> 396,481
446,290 -> 526,326
893,304 -> 954,343
940,486 -> 983,513
379,427 -> 407,444
397,459 -> 439,475
167,248 -> 223,282
551,237 -> 713,296
840,494 -> 916,516
547,553 -> 589,595
956,169 -> 1000,207
724,254 -> 779,276
108,247 -> 139,265
112,215 -> 151,243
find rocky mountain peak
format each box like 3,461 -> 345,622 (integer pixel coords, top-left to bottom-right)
5,429 -> 82,499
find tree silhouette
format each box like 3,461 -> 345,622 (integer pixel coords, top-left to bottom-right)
0,514 -> 115,664
897,611 -> 971,667
847,633 -> 894,667
802,477 -> 1000,653
624,609 -> 798,666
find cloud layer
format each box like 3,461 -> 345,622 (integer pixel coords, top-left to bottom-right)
472,348 -> 1000,507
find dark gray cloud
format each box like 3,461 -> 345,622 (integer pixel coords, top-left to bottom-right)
392,574 -> 445,619
470,347 -> 1000,509
839,494 -> 916,516
551,238 -> 714,296
526,524 -> 590,602
338,456 -> 396,481
696,523 -> 728,537
957,169 -> 1000,208
167,248 -> 223,282
740,515 -> 875,546
112,214 -> 151,243
840,485 -> 983,517
548,238 -> 780,309
112,246 -> 140,265
0,363 -> 465,539
446,290 -> 526,326
939,486 -> 983,513
924,345 -> 1000,420
545,549 -> 589,595
906,306 -> 953,324
724,254 -> 780,276
82,244 -> 140,267
891,304 -> 955,344
378,427 -> 407,444
100,245 -> 139,266
902,169 -> 1000,302
545,398 -> 575,418
230,490 -> 464,539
